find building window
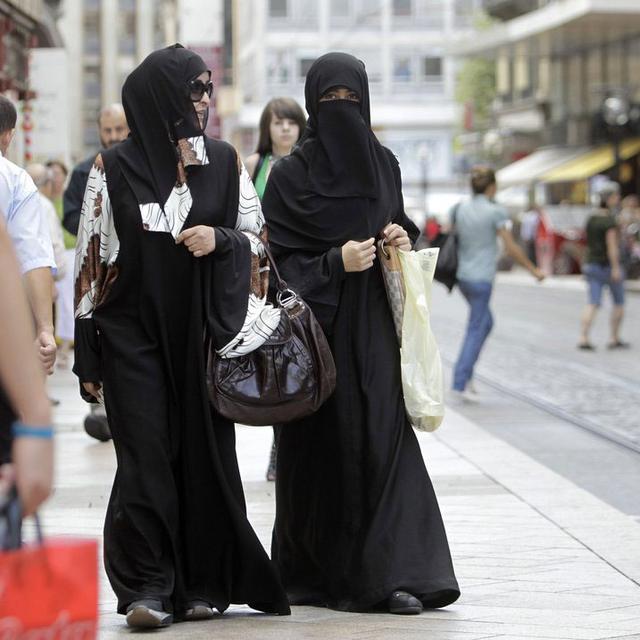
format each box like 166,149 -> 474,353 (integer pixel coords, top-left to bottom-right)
83,68 -> 101,100
119,12 -> 136,55
331,0 -> 351,18
267,50 -> 290,85
298,57 -> 315,81
83,12 -> 100,56
393,0 -> 412,16
393,55 -> 413,82
453,0 -> 479,28
269,0 -> 288,18
422,57 -> 442,79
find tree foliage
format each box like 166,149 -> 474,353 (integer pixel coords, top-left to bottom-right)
455,57 -> 496,129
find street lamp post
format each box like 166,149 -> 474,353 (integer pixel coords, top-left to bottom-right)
601,93 -> 631,183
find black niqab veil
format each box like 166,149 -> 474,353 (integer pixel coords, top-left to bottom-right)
117,43 -> 209,207
296,52 -> 393,199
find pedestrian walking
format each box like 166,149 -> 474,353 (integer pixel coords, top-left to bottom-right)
63,104 -> 129,441
262,52 -> 460,615
44,159 -> 75,368
245,96 -> 306,481
451,166 -> 544,400
578,181 -> 628,350
519,204 -> 541,265
0,221 -> 54,518
0,96 -> 56,378
73,44 -> 289,629
26,164 -> 67,283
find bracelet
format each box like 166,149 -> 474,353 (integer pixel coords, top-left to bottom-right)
11,422 -> 54,440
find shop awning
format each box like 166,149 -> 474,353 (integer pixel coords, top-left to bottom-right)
496,146 -> 587,188
541,138 -> 640,183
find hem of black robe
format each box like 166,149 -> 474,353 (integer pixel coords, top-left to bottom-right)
116,595 -> 291,617
284,579 -> 460,613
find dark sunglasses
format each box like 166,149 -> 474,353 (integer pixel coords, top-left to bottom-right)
188,79 -> 213,102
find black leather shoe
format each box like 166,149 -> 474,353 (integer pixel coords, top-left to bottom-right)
388,591 -> 423,615
184,600 -> 215,621
83,413 -> 112,442
125,599 -> 173,628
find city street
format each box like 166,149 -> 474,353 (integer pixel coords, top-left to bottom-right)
41,274 -> 640,639
431,273 -> 640,521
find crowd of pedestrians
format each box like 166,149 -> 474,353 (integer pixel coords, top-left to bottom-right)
0,41 -> 635,634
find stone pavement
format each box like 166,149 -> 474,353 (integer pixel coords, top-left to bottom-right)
430,271 -> 640,451
42,365 -> 640,639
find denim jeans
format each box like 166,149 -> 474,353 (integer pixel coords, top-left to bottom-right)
453,279 -> 494,391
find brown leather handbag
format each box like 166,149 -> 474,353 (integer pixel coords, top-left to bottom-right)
206,238 -> 337,426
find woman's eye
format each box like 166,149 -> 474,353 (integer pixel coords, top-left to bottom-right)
347,94 -> 359,101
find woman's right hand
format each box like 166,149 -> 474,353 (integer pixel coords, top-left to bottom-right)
82,381 -> 102,401
342,238 -> 376,272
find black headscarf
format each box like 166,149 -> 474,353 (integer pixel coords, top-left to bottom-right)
117,44 -> 209,207
295,52 -> 393,199
262,52 -> 418,330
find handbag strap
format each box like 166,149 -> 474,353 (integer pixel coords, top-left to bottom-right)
246,232 -> 298,305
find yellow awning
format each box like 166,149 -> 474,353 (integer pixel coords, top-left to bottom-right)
541,138 -> 640,183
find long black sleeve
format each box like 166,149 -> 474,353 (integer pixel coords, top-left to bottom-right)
63,158 -> 93,236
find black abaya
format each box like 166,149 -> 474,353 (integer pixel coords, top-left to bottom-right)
73,139 -> 290,617
262,52 -> 459,612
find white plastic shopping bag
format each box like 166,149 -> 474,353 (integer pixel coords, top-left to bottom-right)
397,248 -> 444,431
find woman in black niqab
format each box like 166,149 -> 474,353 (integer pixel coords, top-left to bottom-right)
263,52 -> 460,614
72,44 -> 289,628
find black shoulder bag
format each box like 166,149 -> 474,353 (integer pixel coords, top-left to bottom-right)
206,237 -> 337,426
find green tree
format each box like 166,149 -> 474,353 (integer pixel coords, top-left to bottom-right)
455,57 -> 496,130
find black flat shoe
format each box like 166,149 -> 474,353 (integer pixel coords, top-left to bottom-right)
83,413 -> 112,442
388,590 -> 423,615
607,340 -> 630,350
184,600 -> 215,621
125,599 -> 173,629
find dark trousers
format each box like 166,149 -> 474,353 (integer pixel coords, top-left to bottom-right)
0,387 -> 14,464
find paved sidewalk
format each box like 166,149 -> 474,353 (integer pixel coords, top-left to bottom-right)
44,366 -> 640,639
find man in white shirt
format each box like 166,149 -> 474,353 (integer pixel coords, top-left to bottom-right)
26,163 -> 67,282
0,96 -> 56,374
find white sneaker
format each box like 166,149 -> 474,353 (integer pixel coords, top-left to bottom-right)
450,389 -> 478,404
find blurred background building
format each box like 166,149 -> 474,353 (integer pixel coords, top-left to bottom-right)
228,0 -> 483,212
454,0 -> 640,206
58,0 -> 178,158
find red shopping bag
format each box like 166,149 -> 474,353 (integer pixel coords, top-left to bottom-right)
0,537 -> 98,639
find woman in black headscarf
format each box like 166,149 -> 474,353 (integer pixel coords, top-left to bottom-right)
72,44 -> 290,629
263,52 -> 460,615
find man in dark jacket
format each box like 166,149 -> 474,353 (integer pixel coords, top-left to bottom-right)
64,104 -> 128,441
63,104 -> 129,234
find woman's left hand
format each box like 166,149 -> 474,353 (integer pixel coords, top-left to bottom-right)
382,223 -> 411,251
176,225 -> 216,257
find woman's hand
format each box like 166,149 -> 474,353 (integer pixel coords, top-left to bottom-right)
12,438 -> 53,517
82,381 -> 102,401
176,225 -> 216,257
342,238 -> 376,272
382,223 -> 411,251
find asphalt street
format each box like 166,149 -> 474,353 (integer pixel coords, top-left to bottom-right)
432,272 -> 640,520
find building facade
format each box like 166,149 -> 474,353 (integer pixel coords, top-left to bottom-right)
59,0 -> 178,161
455,0 -> 640,185
229,0 -> 482,206
0,0 -> 62,163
